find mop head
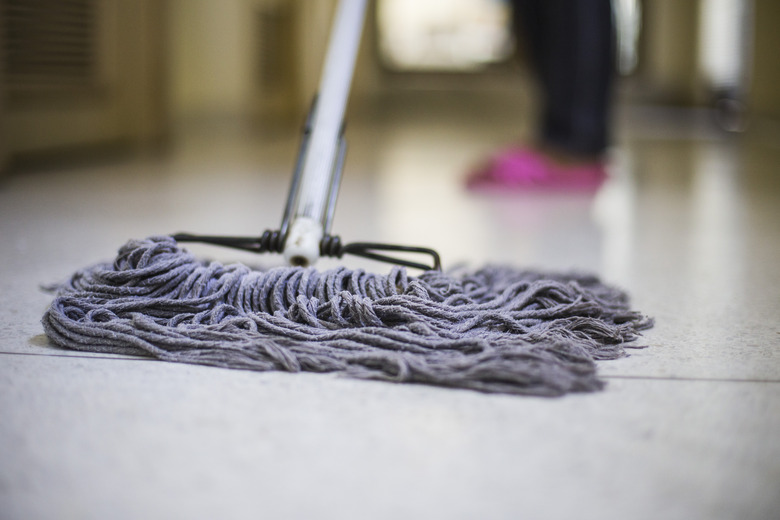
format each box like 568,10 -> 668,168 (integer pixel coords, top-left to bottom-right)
42,236 -> 652,396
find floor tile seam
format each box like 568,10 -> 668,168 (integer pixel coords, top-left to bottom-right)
602,374 -> 780,384
1,351 -> 780,385
0,350 -> 146,362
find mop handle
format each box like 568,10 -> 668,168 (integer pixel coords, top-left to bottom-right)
283,0 -> 368,267
173,0 -> 441,270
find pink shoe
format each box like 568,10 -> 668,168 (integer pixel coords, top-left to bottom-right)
466,148 -> 607,192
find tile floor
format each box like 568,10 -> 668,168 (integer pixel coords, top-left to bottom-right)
1,91 -> 778,520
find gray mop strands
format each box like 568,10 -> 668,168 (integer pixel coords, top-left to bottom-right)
42,236 -> 653,396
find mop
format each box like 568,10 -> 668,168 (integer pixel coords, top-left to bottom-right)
42,0 -> 652,396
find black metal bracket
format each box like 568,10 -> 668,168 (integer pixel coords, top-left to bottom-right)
172,231 -> 442,271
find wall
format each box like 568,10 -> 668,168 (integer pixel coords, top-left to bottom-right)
751,0 -> 780,117
167,0 -> 383,128
0,6 -> 6,173
169,0 -> 254,121
1,0 -> 168,161
640,0 -> 702,104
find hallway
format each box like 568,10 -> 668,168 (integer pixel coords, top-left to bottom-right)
1,90 -> 778,519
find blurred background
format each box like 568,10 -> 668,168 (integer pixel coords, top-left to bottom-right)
1,0 -> 778,172
2,6 -> 779,518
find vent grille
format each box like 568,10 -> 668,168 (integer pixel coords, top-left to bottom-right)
2,0 -> 97,88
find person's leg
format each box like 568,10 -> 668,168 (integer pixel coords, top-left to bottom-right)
511,0 -> 546,74
466,0 -> 614,191
535,0 -> 615,159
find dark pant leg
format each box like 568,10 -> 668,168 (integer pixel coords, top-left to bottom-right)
512,0 -> 615,157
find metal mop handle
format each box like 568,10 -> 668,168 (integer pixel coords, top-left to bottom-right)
172,0 -> 441,271
282,0 -> 368,267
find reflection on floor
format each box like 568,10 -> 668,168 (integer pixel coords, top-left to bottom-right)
1,93 -> 778,520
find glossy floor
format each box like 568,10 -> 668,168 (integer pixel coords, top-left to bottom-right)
1,93 -> 778,520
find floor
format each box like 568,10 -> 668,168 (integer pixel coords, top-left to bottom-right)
1,90 -> 779,520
